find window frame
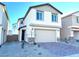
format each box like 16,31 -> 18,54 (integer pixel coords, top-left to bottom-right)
51,13 -> 58,22
76,16 -> 79,23
36,10 -> 44,21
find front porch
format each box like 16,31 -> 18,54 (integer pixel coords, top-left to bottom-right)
64,26 -> 79,44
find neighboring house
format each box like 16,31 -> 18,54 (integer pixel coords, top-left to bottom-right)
61,11 -> 79,42
0,3 -> 9,45
18,3 -> 63,43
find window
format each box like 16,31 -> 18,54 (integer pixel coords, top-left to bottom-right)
36,10 -> 44,20
76,16 -> 79,23
52,13 -> 58,22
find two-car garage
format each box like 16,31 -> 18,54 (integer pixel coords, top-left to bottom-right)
19,28 -> 59,43
35,29 -> 57,42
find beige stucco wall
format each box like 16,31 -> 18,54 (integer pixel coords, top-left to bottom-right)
61,16 -> 72,40
72,15 -> 79,26
0,5 -> 3,25
0,5 -> 8,45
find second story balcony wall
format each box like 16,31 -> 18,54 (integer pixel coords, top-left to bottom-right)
26,9 -> 62,28
72,14 -> 79,26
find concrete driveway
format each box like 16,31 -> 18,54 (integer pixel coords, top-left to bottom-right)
0,41 -> 79,57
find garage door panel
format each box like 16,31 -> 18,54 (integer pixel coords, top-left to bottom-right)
35,30 -> 56,42
74,32 -> 79,40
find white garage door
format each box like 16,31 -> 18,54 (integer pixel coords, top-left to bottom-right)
35,29 -> 57,42
74,31 -> 79,40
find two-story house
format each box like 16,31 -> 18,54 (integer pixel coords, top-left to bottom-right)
18,3 -> 63,43
0,3 -> 9,46
61,11 -> 79,42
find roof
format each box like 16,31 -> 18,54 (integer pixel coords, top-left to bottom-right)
18,25 -> 26,30
0,2 -> 5,6
18,17 -> 24,21
18,17 -> 24,20
0,2 -> 9,20
23,3 -> 63,21
5,8 -> 9,20
62,11 -> 79,19
17,17 -> 24,23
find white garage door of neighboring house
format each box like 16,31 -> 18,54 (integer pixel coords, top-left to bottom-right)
74,31 -> 79,40
35,29 -> 57,42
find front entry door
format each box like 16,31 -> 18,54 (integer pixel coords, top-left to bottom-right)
21,30 -> 25,41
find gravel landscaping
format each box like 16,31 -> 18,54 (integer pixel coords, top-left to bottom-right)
0,41 -> 79,57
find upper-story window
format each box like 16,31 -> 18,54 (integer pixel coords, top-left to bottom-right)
76,16 -> 79,23
52,13 -> 58,22
36,10 -> 44,20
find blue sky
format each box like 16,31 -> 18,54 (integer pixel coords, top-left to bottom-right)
2,2 -> 79,34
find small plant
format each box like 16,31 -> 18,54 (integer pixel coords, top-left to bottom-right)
33,42 -> 37,45
76,40 -> 79,42
21,40 -> 25,49
38,52 -> 42,55
64,38 -> 69,43
38,44 -> 40,47
0,45 -> 1,48
34,49 -> 37,51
